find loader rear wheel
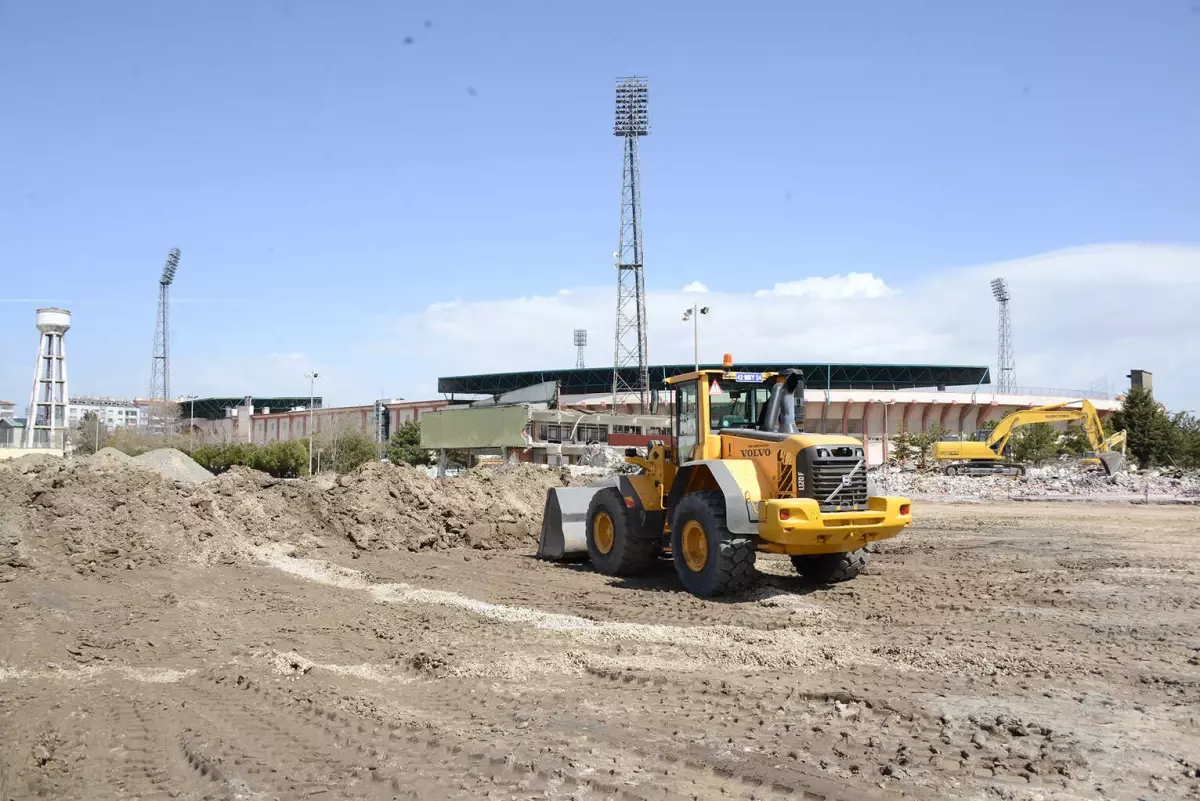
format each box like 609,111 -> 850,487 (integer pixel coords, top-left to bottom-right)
586,489 -> 659,576
670,491 -> 756,597
791,549 -> 869,584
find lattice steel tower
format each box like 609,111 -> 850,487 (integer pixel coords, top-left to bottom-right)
611,76 -> 650,412
149,248 -> 181,427
991,277 -> 1015,393
574,329 -> 587,369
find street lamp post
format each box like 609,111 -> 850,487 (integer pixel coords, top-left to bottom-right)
184,395 -> 198,440
305,372 -> 319,474
681,304 -> 710,372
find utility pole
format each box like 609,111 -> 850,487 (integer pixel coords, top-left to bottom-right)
305,371 -> 319,474
184,394 -> 198,442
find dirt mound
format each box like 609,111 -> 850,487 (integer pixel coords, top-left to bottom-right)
91,447 -> 134,464
0,457 -> 226,581
133,448 -> 214,485
206,461 -> 575,554
0,457 -> 577,581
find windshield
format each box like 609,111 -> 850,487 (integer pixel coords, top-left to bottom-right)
709,385 -> 771,431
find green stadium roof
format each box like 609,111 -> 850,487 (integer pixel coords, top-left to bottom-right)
438,363 -> 990,397
184,396 -> 322,420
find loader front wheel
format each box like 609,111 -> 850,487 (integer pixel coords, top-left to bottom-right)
670,491 -> 756,597
586,489 -> 659,576
791,549 -> 869,584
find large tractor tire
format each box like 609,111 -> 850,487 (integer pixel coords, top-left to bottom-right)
670,490 -> 756,597
585,488 -> 660,576
791,549 -> 869,584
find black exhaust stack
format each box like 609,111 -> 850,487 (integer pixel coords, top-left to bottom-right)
780,369 -> 805,434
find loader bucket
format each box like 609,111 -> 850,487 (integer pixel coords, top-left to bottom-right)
537,486 -> 601,560
1099,452 -> 1125,476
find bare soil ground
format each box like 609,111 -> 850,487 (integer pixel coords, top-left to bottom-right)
2,477 -> 1198,799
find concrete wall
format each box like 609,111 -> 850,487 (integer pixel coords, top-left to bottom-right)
184,399 -> 449,446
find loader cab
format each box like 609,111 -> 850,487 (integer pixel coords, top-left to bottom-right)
669,367 -> 793,464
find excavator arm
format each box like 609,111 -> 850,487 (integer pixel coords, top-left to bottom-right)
984,403 -> 1087,456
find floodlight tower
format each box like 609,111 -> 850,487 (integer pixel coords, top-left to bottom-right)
573,329 -> 587,369
611,76 -> 651,412
23,308 -> 71,449
149,248 -> 181,429
991,277 -> 1015,393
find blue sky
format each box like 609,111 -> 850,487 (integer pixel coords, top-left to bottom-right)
2,1 -> 1198,407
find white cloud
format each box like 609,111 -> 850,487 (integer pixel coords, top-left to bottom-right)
367,244 -> 1199,408
682,281 -> 709,293
755,272 -> 895,300
152,244 -> 1200,409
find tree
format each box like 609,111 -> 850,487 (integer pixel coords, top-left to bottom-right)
890,425 -> 949,470
316,428 -> 377,474
1010,422 -> 1060,465
1109,387 -> 1175,468
387,421 -> 433,466
1171,411 -> 1200,469
1058,423 -> 1096,458
888,430 -> 912,467
72,411 -> 109,456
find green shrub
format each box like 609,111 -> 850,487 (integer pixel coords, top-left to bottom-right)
387,421 -> 433,466
191,440 -> 309,478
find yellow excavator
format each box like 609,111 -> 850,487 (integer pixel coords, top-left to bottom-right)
932,400 -> 1125,476
538,358 -> 913,597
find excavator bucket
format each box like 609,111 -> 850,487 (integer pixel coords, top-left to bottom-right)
1098,452 -> 1125,476
537,482 -> 613,560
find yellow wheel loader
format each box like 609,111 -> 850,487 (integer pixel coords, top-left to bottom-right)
538,361 -> 913,598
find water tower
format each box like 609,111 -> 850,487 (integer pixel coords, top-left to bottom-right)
23,308 -> 71,449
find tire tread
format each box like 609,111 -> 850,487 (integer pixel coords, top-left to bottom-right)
790,549 -> 869,584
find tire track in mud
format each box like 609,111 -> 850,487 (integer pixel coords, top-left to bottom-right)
177,668 -> 744,800
276,654 -> 872,801
550,665 -> 1116,798
185,666 -> 851,801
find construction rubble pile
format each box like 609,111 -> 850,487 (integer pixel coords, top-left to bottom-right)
578,443 -> 640,473
873,461 -> 1200,502
0,449 -> 577,582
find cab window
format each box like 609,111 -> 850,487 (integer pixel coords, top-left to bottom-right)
709,385 -> 770,431
675,381 -> 698,463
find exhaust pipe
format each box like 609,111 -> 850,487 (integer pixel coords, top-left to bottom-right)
779,369 -> 805,434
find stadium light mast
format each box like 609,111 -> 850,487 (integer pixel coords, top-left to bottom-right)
149,248 -> 181,430
611,76 -> 651,412
991,277 -> 1015,393
573,329 -> 588,369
